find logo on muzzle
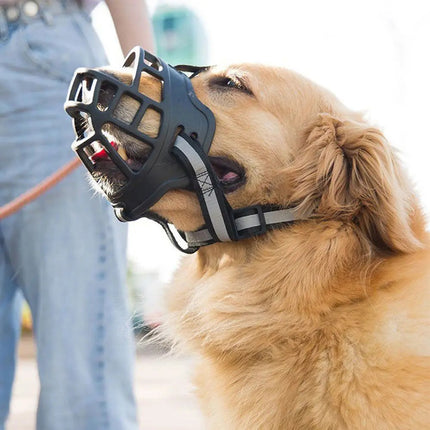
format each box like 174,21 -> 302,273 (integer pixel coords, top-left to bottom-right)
65,47 -> 302,253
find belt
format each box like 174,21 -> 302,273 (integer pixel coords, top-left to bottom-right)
0,0 -> 79,40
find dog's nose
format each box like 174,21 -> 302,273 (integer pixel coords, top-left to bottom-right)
97,81 -> 118,111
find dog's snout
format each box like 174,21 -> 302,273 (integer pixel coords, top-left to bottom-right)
99,67 -> 133,86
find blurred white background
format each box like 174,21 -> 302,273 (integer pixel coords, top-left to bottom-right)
92,0 -> 430,288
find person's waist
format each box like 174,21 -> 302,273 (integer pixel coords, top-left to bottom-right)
0,0 -> 81,28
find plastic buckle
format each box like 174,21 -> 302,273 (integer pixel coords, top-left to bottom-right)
233,205 -> 267,240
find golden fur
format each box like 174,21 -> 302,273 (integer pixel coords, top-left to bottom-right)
110,63 -> 430,429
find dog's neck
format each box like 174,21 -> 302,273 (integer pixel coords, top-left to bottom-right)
166,217 -> 430,366
166,219 -> 381,360
194,220 -> 379,316
195,238 -> 255,273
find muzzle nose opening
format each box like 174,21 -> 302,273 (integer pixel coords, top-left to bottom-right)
92,67 -> 163,176
68,73 -> 130,178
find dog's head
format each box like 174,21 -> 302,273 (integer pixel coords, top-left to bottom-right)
67,51 -> 424,255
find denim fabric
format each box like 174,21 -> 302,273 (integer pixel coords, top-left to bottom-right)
0,8 -> 138,430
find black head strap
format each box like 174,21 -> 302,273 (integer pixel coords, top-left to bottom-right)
174,64 -> 210,78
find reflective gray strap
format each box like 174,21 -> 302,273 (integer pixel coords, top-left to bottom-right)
235,208 -> 298,231
174,136 -> 231,242
184,228 -> 212,244
185,207 -> 301,245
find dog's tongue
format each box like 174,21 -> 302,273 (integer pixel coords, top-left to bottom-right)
90,141 -> 117,162
221,171 -> 240,183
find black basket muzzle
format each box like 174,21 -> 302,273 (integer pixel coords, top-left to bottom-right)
64,47 -> 215,222
65,47 -> 305,253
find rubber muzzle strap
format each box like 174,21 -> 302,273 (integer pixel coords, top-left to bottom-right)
172,134 -> 304,250
173,134 -> 236,243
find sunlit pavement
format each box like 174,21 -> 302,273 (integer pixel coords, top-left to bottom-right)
7,334 -> 204,430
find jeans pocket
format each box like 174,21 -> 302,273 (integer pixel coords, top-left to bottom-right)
19,11 -> 106,83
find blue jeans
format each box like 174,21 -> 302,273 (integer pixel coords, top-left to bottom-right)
0,8 -> 138,430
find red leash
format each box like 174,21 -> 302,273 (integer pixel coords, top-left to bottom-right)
0,158 -> 81,219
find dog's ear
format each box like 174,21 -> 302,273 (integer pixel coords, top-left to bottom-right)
285,113 -> 422,253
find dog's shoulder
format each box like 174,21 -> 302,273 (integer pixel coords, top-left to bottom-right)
364,245 -> 430,358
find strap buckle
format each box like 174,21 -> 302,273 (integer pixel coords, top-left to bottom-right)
233,205 -> 267,240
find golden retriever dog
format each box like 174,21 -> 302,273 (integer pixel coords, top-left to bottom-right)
89,62 -> 430,429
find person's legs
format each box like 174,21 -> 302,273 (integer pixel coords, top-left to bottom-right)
0,225 -> 23,430
0,9 -> 138,430
8,170 -> 137,430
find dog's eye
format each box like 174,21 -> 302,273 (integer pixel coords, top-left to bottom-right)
211,76 -> 253,95
225,78 -> 238,88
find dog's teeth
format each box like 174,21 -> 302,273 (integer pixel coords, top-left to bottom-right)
92,142 -> 102,152
118,146 -> 128,161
